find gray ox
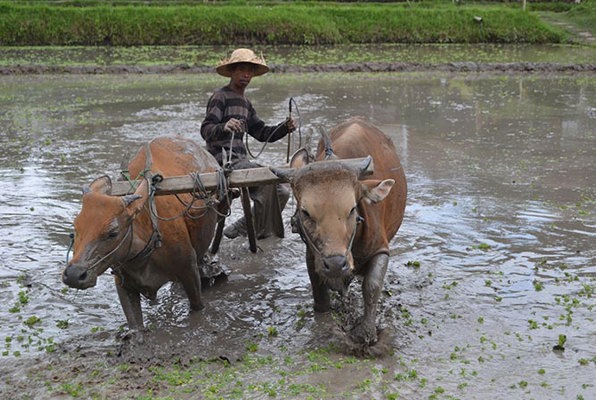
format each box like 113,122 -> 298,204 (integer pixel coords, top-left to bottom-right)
63,136 -> 226,332
274,118 -> 407,345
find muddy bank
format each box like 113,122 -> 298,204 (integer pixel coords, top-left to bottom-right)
1,61 -> 595,75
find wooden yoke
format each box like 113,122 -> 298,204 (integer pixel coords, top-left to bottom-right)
109,158 -> 373,253
110,158 -> 374,197
111,167 -> 280,196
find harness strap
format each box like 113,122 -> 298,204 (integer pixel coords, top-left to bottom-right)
125,214 -> 159,263
87,224 -> 134,272
143,142 -> 162,249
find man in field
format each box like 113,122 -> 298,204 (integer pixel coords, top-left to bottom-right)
201,48 -> 296,239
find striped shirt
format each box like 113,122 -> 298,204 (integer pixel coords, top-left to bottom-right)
200,86 -> 289,165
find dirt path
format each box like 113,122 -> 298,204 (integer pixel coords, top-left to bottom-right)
538,12 -> 595,45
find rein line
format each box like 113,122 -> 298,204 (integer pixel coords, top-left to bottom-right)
88,224 -> 134,273
243,97 -> 302,162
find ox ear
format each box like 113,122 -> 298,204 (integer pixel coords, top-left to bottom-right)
123,178 -> 149,216
88,175 -> 112,195
271,148 -> 310,182
361,179 -> 395,204
290,148 -> 310,169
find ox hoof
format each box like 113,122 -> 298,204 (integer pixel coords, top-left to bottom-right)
118,328 -> 145,344
313,304 -> 331,313
349,322 -> 378,346
190,302 -> 205,312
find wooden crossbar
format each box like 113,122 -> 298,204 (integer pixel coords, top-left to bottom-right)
110,157 -> 373,196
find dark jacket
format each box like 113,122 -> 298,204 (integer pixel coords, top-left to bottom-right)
201,86 -> 289,165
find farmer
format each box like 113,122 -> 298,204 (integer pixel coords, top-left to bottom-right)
200,48 -> 296,239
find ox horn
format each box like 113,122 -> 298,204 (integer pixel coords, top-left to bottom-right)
270,167 -> 294,183
343,155 -> 374,179
122,194 -> 143,207
358,155 -> 373,178
124,177 -> 150,207
319,126 -> 336,160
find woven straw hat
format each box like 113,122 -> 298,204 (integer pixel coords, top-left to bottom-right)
216,48 -> 270,77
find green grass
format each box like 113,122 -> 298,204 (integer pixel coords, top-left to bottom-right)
562,0 -> 596,35
0,1 -> 569,45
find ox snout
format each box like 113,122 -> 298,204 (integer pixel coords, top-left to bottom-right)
319,255 -> 353,292
322,255 -> 351,277
63,264 -> 97,289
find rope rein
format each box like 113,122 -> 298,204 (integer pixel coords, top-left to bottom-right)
84,224 -> 134,272
243,97 -> 302,162
169,169 -> 231,220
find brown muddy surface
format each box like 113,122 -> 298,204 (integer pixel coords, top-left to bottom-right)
0,72 -> 595,399
1,61 -> 595,75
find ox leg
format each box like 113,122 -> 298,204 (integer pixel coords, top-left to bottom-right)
241,187 -> 258,253
210,192 -> 234,255
210,216 -> 226,255
307,248 -> 330,312
352,253 -> 389,345
180,257 -> 205,312
114,280 -> 144,331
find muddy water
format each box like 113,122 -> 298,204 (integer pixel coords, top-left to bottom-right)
0,72 -> 595,399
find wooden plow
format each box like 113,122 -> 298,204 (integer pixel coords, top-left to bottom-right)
110,158 -> 374,254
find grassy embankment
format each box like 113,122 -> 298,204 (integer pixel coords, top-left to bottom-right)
548,0 -> 595,36
0,1 -> 569,46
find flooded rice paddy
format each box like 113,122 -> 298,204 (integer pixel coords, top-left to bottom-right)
0,71 -> 595,399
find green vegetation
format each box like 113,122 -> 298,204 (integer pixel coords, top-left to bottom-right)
117,349 -> 363,399
553,333 -> 567,351
1,42 -> 594,68
551,0 -> 596,35
0,1 -> 571,46
23,315 -> 41,328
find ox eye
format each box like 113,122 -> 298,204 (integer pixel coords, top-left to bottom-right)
349,206 -> 357,218
300,208 -> 311,220
105,220 -> 120,239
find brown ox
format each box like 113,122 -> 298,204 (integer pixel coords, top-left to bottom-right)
274,118 -> 407,345
62,136 -> 224,332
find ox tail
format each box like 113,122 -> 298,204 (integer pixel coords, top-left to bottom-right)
319,126 -> 335,160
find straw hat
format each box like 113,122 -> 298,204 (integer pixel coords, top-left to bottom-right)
216,48 -> 270,77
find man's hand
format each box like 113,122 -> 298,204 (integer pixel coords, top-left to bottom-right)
285,118 -> 297,133
224,118 -> 244,133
